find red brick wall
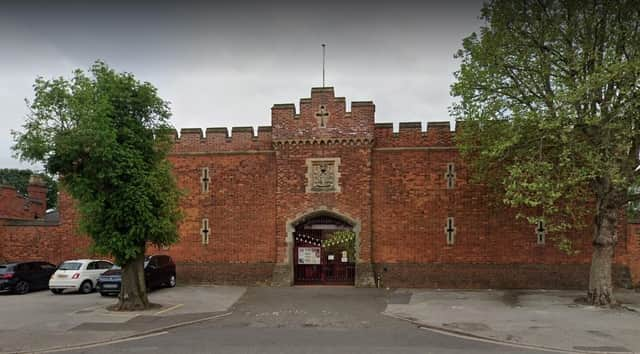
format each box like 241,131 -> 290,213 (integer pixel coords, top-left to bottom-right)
0,192 -> 92,265
372,144 -> 594,265
0,185 -> 46,220
27,181 -> 47,214
274,144 -> 373,260
164,133 -> 277,282
623,223 -> 640,285
371,122 -> 637,288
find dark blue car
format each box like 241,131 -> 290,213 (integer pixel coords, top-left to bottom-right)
96,255 -> 176,296
0,261 -> 57,294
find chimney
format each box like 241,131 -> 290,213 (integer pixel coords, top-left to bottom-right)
27,175 -> 48,217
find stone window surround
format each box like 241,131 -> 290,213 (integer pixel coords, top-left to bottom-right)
536,220 -> 546,245
305,157 -> 341,193
201,167 -> 210,193
445,162 -> 456,189
445,216 -> 456,245
201,218 -> 210,245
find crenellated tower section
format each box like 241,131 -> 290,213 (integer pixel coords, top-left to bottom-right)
271,87 -> 375,145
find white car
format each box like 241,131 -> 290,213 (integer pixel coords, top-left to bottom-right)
49,259 -> 113,294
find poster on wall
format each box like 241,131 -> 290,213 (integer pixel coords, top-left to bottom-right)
298,247 -> 321,265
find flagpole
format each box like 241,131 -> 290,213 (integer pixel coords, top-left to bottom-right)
322,43 -> 326,88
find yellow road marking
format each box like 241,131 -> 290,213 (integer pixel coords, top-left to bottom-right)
154,303 -> 183,315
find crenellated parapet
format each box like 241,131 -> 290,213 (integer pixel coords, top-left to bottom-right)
169,88 -> 459,154
170,120 -> 458,153
170,126 -> 273,153
272,87 -> 375,143
374,121 -> 456,148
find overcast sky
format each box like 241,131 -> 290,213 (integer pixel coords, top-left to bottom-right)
0,0 -> 484,170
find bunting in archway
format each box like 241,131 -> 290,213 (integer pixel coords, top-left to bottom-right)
294,234 -> 322,246
321,231 -> 355,247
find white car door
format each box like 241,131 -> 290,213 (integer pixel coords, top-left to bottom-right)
85,261 -> 103,286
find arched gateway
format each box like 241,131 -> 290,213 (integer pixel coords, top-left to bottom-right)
291,212 -> 357,285
270,206 -> 375,287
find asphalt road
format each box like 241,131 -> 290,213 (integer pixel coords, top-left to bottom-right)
61,287 -> 559,354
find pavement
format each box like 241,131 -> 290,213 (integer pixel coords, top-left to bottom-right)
0,285 -> 245,354
384,288 -> 640,353
57,287 -> 553,354
2,286 -> 640,354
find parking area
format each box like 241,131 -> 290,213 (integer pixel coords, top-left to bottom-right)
0,285 -> 246,353
0,288 -> 115,331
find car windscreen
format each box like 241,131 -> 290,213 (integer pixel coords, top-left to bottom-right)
0,265 -> 10,274
110,265 -> 121,270
58,262 -> 83,270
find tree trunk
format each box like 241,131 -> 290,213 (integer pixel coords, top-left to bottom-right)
587,203 -> 618,306
117,252 -> 150,311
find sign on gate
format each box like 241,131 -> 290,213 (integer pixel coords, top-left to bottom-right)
298,247 -> 321,264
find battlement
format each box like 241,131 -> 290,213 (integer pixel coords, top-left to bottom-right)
169,88 -> 458,152
170,119 -> 457,152
272,87 -> 375,141
171,126 -> 273,153
374,121 -> 455,148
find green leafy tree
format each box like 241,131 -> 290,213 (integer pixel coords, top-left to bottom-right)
0,168 -> 58,209
12,61 -> 181,310
451,0 -> 640,305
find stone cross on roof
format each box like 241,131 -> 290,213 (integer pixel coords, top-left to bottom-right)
315,105 -> 330,128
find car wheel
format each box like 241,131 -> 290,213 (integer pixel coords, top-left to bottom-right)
79,280 -> 93,294
15,280 -> 30,294
51,289 -> 63,295
168,274 -> 176,288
